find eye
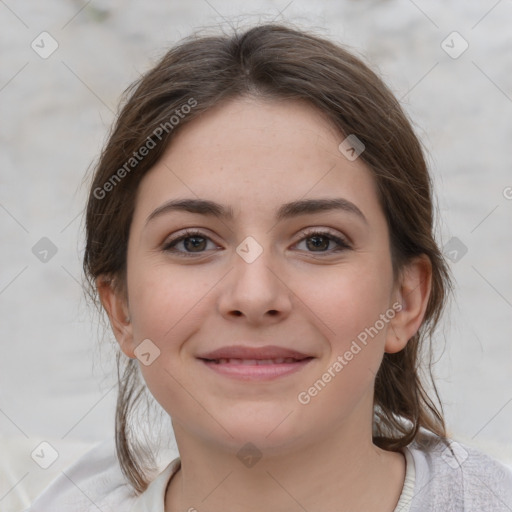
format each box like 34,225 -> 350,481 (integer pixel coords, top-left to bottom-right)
162,228 -> 351,258
294,229 -> 351,254
162,229 -> 219,256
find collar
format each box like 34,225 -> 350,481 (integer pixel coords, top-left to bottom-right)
129,457 -> 181,512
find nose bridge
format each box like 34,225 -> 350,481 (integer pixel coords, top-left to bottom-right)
234,235 -> 279,297
219,234 -> 291,321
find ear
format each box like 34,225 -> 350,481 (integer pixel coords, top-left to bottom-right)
385,255 -> 432,354
96,276 -> 135,358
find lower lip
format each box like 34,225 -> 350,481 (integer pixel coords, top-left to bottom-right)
199,358 -> 314,381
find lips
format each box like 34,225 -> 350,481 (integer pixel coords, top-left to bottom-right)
197,345 -> 314,381
197,345 -> 313,362
209,357 -> 304,365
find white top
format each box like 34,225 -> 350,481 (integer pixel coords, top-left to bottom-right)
29,434 -> 512,511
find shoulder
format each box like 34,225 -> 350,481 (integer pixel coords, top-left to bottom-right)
405,432 -> 512,511
29,436 -> 137,512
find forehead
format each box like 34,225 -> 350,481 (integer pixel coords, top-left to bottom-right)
133,96 -> 381,222
167,96 -> 343,168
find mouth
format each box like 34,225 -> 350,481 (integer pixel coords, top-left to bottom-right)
197,345 -> 315,381
203,357 -> 311,365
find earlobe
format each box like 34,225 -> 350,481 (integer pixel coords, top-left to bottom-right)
385,255 -> 432,354
96,276 -> 135,358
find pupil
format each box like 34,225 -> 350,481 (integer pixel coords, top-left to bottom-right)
185,236 -> 205,251
308,236 -> 328,251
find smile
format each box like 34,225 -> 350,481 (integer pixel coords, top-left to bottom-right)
198,356 -> 314,381
206,357 -> 306,365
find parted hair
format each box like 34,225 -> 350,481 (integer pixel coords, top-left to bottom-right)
83,22 -> 452,494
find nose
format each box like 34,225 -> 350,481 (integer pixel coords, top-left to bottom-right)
217,245 -> 293,325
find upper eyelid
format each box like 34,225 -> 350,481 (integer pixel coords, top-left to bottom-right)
296,227 -> 349,241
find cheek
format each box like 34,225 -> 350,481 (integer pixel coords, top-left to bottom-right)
126,262 -> 216,413
125,269 -> 203,427
138,360 -> 218,439
128,260 -> 210,343
294,266 -> 393,417
298,256 -> 394,393
302,258 -> 393,343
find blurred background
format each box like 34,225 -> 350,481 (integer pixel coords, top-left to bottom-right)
1,0 -> 511,510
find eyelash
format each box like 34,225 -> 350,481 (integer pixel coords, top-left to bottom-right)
162,228 -> 351,257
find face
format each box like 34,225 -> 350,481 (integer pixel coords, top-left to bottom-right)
108,96 -> 410,455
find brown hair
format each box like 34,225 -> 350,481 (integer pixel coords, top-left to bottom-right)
83,22 -> 452,494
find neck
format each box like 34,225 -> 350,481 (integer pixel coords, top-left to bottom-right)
164,421 -> 406,512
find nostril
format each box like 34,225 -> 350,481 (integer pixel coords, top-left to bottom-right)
230,310 -> 279,317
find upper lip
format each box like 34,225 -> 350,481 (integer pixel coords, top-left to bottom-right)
198,345 -> 313,360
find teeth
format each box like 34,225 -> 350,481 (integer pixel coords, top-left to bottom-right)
212,357 -> 300,365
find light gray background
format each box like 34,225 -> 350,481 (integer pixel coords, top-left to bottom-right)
1,0 -> 511,506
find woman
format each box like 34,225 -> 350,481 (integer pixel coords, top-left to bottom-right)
30,22 -> 512,511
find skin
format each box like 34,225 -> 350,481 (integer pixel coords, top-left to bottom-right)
98,96 -> 432,512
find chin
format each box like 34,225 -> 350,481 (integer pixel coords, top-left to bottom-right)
206,402 -> 312,454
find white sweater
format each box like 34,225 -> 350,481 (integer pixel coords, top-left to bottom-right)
28,434 -> 512,511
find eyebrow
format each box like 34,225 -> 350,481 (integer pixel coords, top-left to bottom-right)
145,197 -> 368,226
